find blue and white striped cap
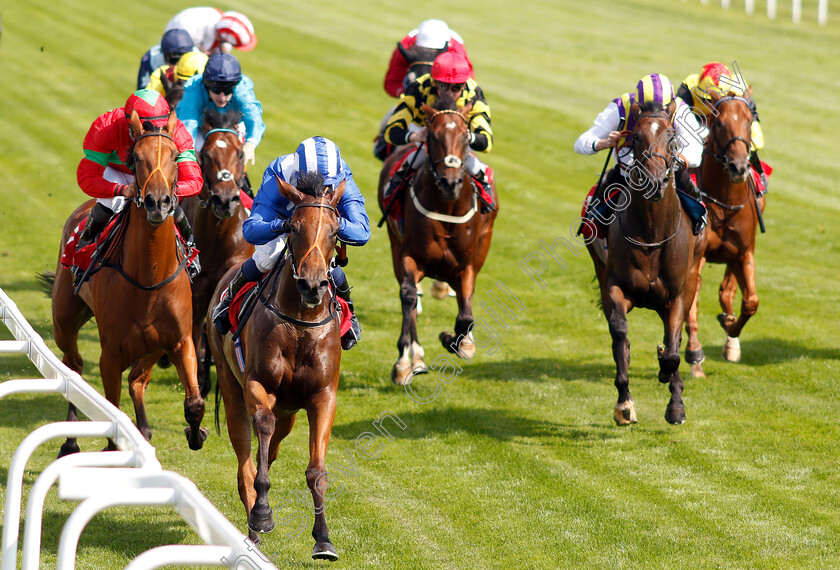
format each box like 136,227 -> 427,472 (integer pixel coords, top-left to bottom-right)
293,136 -> 346,187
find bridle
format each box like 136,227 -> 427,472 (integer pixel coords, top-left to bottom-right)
708,96 -> 752,168
285,198 -> 341,281
425,109 -> 469,191
131,131 -> 178,217
199,127 -> 245,209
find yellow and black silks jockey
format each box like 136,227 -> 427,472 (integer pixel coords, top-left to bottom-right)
676,62 -> 768,191
383,50 -> 494,203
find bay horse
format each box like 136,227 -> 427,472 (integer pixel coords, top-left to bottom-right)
206,173 -> 345,560
586,101 -> 703,425
685,89 -> 765,374
48,110 -> 206,455
181,108 -> 253,396
378,101 -> 498,385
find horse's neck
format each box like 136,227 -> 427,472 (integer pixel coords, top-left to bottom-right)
123,207 -> 179,276
195,203 -> 245,240
623,184 -> 681,242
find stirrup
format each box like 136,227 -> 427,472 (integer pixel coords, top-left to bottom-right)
212,293 -> 232,335
341,314 -> 361,350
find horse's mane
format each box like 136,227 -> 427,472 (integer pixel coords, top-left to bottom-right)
203,107 -> 242,130
296,171 -> 328,198
433,97 -> 459,112
638,101 -> 667,115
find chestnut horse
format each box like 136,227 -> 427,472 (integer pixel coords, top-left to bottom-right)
586,101 -> 703,425
181,109 -> 253,396
48,111 -> 206,455
207,173 -> 345,560
685,90 -> 765,374
378,101 -> 498,385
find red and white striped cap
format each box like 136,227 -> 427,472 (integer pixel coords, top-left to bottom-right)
215,11 -> 257,52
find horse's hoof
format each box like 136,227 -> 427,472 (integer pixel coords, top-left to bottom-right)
431,280 -> 451,300
57,442 -> 80,458
411,357 -> 428,374
657,344 -> 665,359
248,506 -> 275,534
689,362 -> 706,379
185,426 -> 209,450
391,362 -> 413,386
722,336 -> 741,362
685,348 -> 705,365
312,541 -> 339,561
613,400 -> 637,425
665,404 -> 686,425
717,312 -> 737,333
156,353 -> 172,369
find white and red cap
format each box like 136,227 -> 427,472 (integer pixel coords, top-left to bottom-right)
215,11 -> 257,52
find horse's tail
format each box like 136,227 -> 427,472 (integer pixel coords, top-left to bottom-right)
36,271 -> 55,298
214,367 -> 222,435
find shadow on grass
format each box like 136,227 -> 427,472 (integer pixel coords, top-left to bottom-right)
332,405 -> 621,443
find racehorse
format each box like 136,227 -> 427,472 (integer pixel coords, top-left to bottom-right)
47,110 -> 207,455
378,100 -> 498,385
397,42 -> 447,87
181,108 -> 253,396
160,73 -> 186,109
206,173 -> 345,560
586,101 -> 703,425
684,88 -> 765,375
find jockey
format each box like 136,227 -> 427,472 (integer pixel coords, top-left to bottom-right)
375,19 -> 475,161
165,8 -> 257,55
147,52 -> 209,97
574,73 -> 706,236
137,28 -> 196,90
382,50 -> 494,200
75,89 -> 203,281
211,137 -> 370,350
176,52 -> 264,176
676,62 -> 767,189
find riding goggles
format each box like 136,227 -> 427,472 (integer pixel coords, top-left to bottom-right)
205,80 -> 238,95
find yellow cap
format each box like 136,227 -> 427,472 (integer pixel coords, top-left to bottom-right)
175,52 -> 209,82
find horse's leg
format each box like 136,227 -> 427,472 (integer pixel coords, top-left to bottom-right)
99,350 -> 125,451
717,263 -> 742,362
605,285 -> 636,425
685,257 -> 706,378
246,378 -> 277,535
440,266 -> 476,360
195,321 -> 212,399
723,249 -> 759,340
53,267 -> 92,457
392,257 -> 424,385
306,388 -> 339,561
127,352 -> 164,441
168,335 -> 208,450
659,302 -> 686,425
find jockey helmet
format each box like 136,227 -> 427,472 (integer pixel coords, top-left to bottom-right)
416,19 -> 450,49
204,53 -> 242,83
175,52 -> 209,82
698,62 -> 743,96
124,89 -> 170,127
431,51 -> 471,84
215,11 -> 257,52
294,136 -> 346,188
635,73 -> 674,107
160,28 -> 194,61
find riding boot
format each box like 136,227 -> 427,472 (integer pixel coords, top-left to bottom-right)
332,268 -> 361,350
471,165 -> 495,212
676,169 -> 707,235
211,267 -> 252,335
78,203 -> 114,248
174,205 -> 201,278
749,151 -> 767,194
241,172 -> 254,199
372,133 -> 393,162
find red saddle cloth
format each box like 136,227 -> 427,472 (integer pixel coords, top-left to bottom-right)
228,282 -> 351,337
60,215 -> 121,271
752,161 -> 772,196
239,188 -> 253,210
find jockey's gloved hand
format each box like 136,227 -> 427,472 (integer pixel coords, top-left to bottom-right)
243,142 -> 256,166
117,182 -> 139,200
270,217 -> 291,234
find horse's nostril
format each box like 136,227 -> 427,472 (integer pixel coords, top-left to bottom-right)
144,195 -> 156,212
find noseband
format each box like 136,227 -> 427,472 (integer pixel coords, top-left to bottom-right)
131,131 -> 177,217
286,199 -> 341,280
426,109 -> 469,191
710,96 -> 752,166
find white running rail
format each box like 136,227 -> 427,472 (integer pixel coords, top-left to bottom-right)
0,288 -> 277,569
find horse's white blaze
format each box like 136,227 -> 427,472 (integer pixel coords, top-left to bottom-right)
215,139 -> 228,148
445,120 -> 456,130
443,155 -> 462,168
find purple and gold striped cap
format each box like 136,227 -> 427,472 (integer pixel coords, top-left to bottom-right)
635,74 -> 674,107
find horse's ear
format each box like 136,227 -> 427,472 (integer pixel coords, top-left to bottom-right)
276,174 -> 305,204
329,180 -> 346,206
161,73 -> 173,93
460,100 -> 474,116
397,42 -> 413,62
129,109 -> 144,139
708,88 -> 723,104
166,109 -> 178,136
666,99 -> 676,118
747,84 -> 753,97
420,104 -> 436,123
629,102 -> 641,121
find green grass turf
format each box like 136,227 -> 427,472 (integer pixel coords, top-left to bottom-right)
2,0 -> 840,568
